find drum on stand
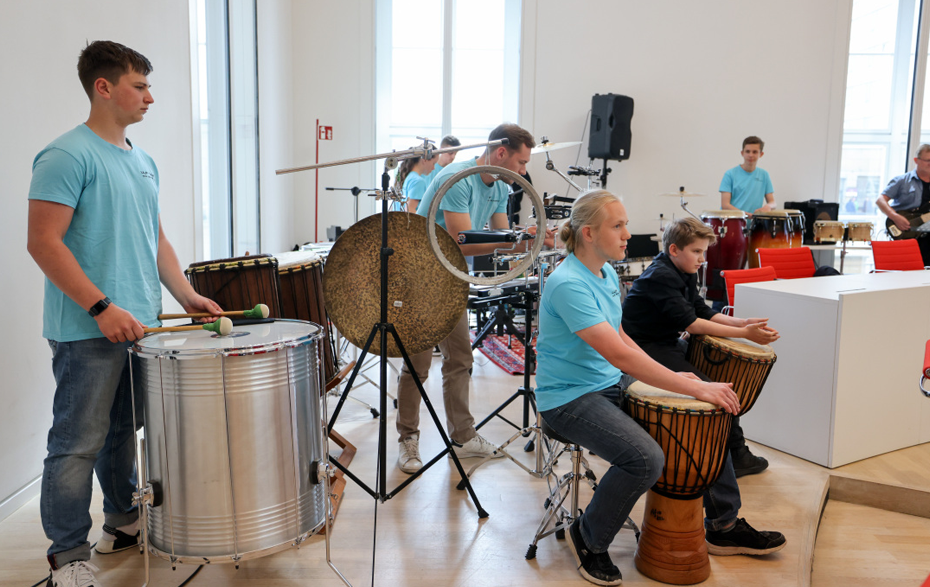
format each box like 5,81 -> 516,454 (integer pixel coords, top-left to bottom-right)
686,335 -> 776,415
787,210 -> 806,248
701,210 -> 748,301
813,220 -> 845,244
132,320 -> 327,564
748,211 -> 791,268
186,255 -> 282,317
624,381 -> 732,585
846,221 -> 873,242
276,251 -> 338,385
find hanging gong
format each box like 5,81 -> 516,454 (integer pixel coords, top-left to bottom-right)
322,212 -> 469,357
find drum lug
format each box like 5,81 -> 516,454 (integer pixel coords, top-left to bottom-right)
132,481 -> 158,508
310,460 -> 333,485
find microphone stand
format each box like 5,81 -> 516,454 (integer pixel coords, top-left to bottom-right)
325,186 -> 379,224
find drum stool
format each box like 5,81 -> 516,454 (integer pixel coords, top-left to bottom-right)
525,418 -> 639,560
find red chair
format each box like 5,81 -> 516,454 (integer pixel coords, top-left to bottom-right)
756,247 -> 816,279
720,266 -> 778,315
871,239 -> 928,272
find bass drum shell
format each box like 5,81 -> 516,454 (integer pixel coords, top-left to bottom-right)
133,320 -> 326,563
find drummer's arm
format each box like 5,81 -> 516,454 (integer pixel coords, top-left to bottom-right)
28,200 -> 145,342
720,192 -> 739,212
577,322 -> 740,413
686,316 -> 780,345
156,218 -> 222,318
754,193 -> 776,214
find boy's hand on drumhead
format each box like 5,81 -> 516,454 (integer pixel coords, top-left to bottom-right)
695,381 -> 740,415
95,304 -> 145,343
744,322 -> 780,345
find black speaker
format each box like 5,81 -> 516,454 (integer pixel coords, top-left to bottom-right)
588,93 -> 634,161
784,200 -> 839,245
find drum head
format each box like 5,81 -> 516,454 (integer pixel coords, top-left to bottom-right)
275,250 -> 322,270
625,380 -> 718,411
701,210 -> 747,219
133,319 -> 320,358
323,212 -> 469,357
752,210 -> 790,218
701,335 -> 774,360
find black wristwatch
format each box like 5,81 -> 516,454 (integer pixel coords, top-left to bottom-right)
88,297 -> 112,317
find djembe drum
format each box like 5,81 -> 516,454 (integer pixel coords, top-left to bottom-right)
185,254 -> 282,317
624,381 -> 732,584
686,335 -> 776,414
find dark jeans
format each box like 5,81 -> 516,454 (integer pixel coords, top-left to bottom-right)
540,386 -> 664,552
635,339 -> 742,530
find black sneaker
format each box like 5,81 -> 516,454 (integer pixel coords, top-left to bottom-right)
566,518 -> 622,586
705,518 -> 787,556
94,523 -> 140,554
731,446 -> 768,478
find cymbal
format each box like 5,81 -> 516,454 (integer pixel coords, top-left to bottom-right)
659,191 -> 706,198
323,212 -> 469,357
531,141 -> 582,155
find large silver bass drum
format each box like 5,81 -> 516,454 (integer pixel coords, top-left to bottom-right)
132,319 -> 326,564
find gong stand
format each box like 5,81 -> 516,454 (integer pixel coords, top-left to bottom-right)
278,139 -> 510,514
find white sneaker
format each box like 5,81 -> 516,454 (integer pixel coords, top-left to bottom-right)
397,434 -> 423,474
452,434 -> 504,459
49,560 -> 100,587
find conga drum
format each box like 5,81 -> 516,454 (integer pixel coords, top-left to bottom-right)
132,320 -> 327,563
786,209 -> 806,248
748,211 -> 791,268
186,255 -> 282,317
686,335 -> 776,415
701,210 -> 748,301
275,251 -> 337,384
624,381 -> 732,585
813,220 -> 845,244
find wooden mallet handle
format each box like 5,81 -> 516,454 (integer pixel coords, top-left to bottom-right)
158,304 -> 269,321
145,317 -> 233,336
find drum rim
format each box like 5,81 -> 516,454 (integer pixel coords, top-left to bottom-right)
624,393 -> 728,415
751,210 -> 791,218
701,210 -> 747,219
185,256 -> 277,274
132,319 -> 322,358
695,334 -> 775,360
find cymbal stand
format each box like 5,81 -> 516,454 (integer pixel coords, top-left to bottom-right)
677,186 -> 702,221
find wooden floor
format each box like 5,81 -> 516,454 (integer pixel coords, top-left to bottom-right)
1,350 -> 928,587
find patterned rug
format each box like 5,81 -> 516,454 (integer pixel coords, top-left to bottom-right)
470,330 -> 536,375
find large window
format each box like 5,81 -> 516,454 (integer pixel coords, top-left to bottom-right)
375,0 -> 522,167
840,0 -> 929,228
195,0 -> 260,259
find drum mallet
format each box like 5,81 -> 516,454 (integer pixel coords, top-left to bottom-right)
158,303 -> 270,321
144,316 -> 233,336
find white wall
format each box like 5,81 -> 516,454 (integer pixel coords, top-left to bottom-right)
0,0 -> 198,519
520,0 -> 852,236
288,0 -> 377,247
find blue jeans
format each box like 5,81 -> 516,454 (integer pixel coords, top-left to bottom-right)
541,386 -> 664,553
42,338 -> 141,567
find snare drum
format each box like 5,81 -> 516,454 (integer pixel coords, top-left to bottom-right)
813,220 -> 845,243
701,210 -> 748,301
686,334 -> 776,415
276,251 -> 337,384
133,320 -> 326,563
846,221 -> 873,242
186,255 -> 282,317
624,381 -> 732,584
787,209 -> 806,247
748,211 -> 791,268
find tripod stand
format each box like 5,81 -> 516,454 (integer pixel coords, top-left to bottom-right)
325,165 -> 488,517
